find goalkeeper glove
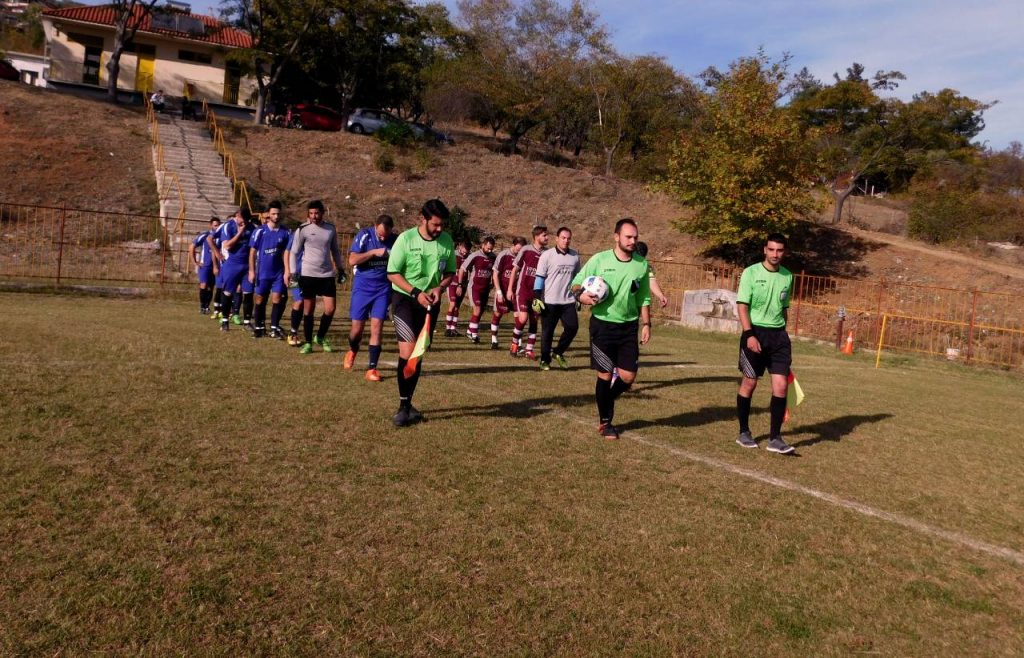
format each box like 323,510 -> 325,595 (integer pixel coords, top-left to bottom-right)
287,274 -> 299,289
531,298 -> 545,314
336,269 -> 348,284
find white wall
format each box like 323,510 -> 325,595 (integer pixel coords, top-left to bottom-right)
5,51 -> 48,87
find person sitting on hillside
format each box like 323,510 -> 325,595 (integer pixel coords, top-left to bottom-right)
150,90 -> 166,113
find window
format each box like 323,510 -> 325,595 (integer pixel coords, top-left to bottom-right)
178,50 -> 212,64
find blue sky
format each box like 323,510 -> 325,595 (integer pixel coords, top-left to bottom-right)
186,0 -> 1022,148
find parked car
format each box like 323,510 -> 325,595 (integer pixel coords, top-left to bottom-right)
410,122 -> 454,145
346,108 -> 402,134
0,59 -> 20,82
285,104 -> 344,131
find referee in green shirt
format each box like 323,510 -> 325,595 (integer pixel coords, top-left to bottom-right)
386,199 -> 457,427
735,233 -> 796,454
571,218 -> 652,440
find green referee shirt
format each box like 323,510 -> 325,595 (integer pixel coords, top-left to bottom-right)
572,249 -> 651,323
736,262 -> 793,328
387,227 -> 456,296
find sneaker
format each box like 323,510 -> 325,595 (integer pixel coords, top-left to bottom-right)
736,430 -> 758,449
598,423 -> 620,440
766,437 -> 795,454
314,336 -> 332,353
252,327 -> 265,338
491,341 -> 500,350
393,406 -> 411,427
364,368 -> 381,382
299,342 -> 313,354
407,405 -> 423,423
343,350 -> 356,369
539,360 -> 551,371
231,314 -> 242,325
553,354 -> 568,369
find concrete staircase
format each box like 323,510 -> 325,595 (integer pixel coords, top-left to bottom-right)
153,114 -> 238,223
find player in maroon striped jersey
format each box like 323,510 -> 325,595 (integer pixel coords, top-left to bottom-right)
489,237 -> 526,349
444,240 -> 470,336
457,236 -> 497,343
506,226 -> 549,358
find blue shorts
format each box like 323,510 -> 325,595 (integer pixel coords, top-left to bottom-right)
256,275 -> 287,297
197,265 -> 215,287
220,261 -> 248,292
215,266 -> 224,288
241,274 -> 255,294
291,278 -> 304,302
350,285 -> 391,321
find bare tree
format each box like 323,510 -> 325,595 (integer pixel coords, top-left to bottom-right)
106,0 -> 160,103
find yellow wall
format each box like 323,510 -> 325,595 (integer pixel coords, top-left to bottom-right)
43,17 -> 256,106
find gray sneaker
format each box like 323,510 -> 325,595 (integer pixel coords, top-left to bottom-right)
766,436 -> 795,454
736,430 -> 758,449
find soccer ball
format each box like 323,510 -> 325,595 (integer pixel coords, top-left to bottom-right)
582,275 -> 609,303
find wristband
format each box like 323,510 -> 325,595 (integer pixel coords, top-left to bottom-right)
643,322 -> 651,327
741,329 -> 755,342
409,287 -> 422,299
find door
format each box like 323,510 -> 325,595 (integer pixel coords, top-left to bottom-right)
134,45 -> 156,92
223,63 -> 240,104
83,45 -> 102,85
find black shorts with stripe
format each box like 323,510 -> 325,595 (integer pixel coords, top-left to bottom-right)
590,316 -> 639,373
738,325 -> 792,378
392,291 -> 441,343
298,275 -> 336,300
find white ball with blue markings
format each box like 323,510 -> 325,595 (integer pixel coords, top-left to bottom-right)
582,275 -> 609,303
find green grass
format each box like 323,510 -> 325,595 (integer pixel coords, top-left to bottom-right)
2,292 -> 1023,656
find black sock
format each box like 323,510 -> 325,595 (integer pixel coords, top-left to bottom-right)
368,344 -> 382,369
596,377 -> 614,425
221,294 -> 232,320
290,308 -> 302,332
770,395 -> 787,438
316,313 -> 334,340
349,336 -> 361,353
213,288 -> 223,313
254,301 -> 267,329
406,360 -> 423,401
242,293 -> 254,322
610,377 -> 632,400
303,313 -> 314,343
200,288 -> 212,309
270,300 -> 285,329
737,394 -> 752,433
231,293 -> 242,315
397,357 -> 412,404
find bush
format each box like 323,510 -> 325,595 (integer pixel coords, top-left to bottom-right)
374,122 -> 415,148
908,188 -> 975,243
374,147 -> 395,173
414,147 -> 436,171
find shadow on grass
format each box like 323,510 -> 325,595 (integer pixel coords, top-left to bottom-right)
617,405 -> 738,432
788,413 -> 893,448
427,391 -> 593,421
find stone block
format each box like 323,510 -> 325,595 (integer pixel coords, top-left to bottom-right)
681,288 -> 740,334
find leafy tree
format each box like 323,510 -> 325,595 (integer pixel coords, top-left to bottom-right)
106,0 -> 160,103
662,52 -> 820,252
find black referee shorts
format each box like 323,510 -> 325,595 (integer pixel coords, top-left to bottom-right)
298,275 -> 336,300
392,291 -> 441,343
589,316 -> 640,374
738,326 -> 792,378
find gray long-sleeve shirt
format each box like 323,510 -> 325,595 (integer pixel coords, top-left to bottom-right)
289,221 -> 343,278
536,247 -> 581,304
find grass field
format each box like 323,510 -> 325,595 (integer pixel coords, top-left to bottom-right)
2,292 -> 1023,656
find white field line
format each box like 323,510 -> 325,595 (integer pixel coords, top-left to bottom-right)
415,360 -> 1024,568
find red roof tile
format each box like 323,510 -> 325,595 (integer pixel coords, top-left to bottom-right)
43,4 -> 253,49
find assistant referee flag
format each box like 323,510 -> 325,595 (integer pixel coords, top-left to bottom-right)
404,305 -> 432,378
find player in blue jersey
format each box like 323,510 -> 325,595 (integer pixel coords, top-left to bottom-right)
283,226 -> 305,345
189,216 -> 220,314
343,214 -> 397,381
248,201 -> 290,339
207,218 -> 226,319
239,213 -> 266,330
218,206 -> 255,332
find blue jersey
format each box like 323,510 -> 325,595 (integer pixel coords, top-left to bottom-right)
219,220 -> 253,266
286,231 -> 303,276
350,226 -> 396,288
252,226 -> 290,279
193,231 -> 213,266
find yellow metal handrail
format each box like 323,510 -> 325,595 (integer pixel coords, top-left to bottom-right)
144,92 -> 188,274
201,99 -> 254,215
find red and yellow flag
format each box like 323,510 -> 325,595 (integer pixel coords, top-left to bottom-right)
784,370 -> 805,423
403,305 -> 432,378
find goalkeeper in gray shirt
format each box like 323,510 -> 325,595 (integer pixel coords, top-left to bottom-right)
532,226 -> 581,370
288,200 -> 345,354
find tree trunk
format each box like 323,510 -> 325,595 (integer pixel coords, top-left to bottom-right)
254,84 -> 268,125
831,184 -> 856,224
106,43 -> 125,102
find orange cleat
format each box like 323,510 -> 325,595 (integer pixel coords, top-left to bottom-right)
343,350 -> 356,369
364,368 -> 382,382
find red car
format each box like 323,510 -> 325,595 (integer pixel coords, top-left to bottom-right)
0,59 -> 20,82
285,104 -> 343,131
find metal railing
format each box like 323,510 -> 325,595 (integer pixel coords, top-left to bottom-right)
143,92 -> 188,274
201,98 -> 254,214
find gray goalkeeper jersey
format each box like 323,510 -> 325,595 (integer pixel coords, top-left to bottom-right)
289,221 -> 343,278
535,247 -> 581,304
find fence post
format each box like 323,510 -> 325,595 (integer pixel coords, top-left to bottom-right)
873,276 -> 886,341
875,314 -> 888,369
160,223 -> 168,289
56,202 -> 67,285
793,270 -> 805,336
966,290 -> 979,364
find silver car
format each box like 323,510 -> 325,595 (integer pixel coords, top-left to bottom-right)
346,108 -> 402,134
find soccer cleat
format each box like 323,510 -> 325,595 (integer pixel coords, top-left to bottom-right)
343,350 -> 356,369
299,342 -> 313,354
524,350 -> 536,361
270,327 -> 284,340
766,437 -> 795,454
364,368 -> 381,382
200,307 -> 210,315
314,336 -> 333,352
212,311 -> 222,321
231,314 -> 242,326
472,334 -> 480,344
252,327 -> 265,338
393,406 -> 411,427
553,354 -> 568,370
243,321 -> 253,331
288,332 -> 299,346
736,430 -> 758,449
219,321 -> 229,332
509,341 -> 519,357
407,405 -> 423,423
598,423 -> 620,440
539,360 -> 551,371
491,341 -> 500,350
